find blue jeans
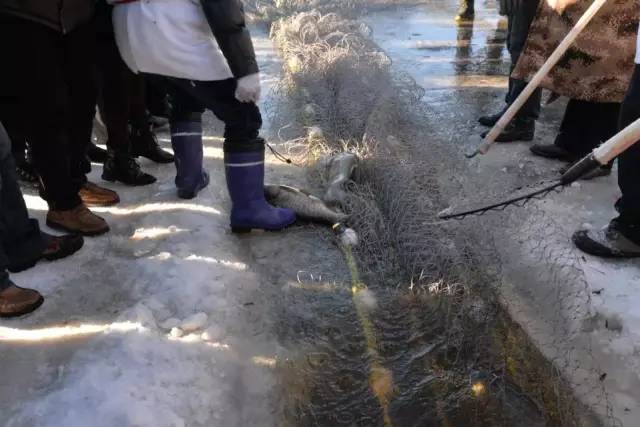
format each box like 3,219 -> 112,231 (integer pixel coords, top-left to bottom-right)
0,122 -> 45,290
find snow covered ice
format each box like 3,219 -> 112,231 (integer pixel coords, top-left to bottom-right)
0,27 -> 285,427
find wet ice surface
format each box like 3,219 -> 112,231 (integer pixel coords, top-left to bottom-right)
2,4 -> 639,426
366,2 -> 640,425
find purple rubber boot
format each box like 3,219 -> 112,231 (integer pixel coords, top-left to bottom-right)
225,148 -> 296,233
170,121 -> 209,199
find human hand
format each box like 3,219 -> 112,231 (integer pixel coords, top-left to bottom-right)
235,73 -> 261,103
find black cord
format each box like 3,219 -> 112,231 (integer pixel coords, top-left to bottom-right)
439,180 -> 564,220
266,142 -> 294,165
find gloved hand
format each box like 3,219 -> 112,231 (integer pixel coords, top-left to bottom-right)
235,73 -> 261,104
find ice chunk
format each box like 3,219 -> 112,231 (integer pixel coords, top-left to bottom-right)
160,318 -> 181,331
180,312 -> 209,333
201,325 -> 225,342
169,327 -> 184,338
134,304 -> 157,330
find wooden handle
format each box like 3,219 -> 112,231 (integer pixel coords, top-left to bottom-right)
594,117 -> 640,164
479,0 -> 609,155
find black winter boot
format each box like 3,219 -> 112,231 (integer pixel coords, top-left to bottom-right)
481,119 -> 535,142
102,151 -> 157,186
87,142 -> 109,164
131,125 -> 174,164
573,217 -> 640,258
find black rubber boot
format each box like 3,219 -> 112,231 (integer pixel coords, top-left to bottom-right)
481,119 -> 535,142
573,217 -> 640,258
102,151 -> 157,186
530,144 -> 574,162
87,142 -> 109,164
131,125 -> 174,164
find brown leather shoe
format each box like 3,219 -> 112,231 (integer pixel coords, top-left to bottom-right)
79,181 -> 120,207
0,283 -> 44,318
47,204 -> 110,236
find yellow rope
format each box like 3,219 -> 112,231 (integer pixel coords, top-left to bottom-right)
341,244 -> 394,426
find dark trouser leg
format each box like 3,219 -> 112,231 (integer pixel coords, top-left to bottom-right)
0,96 -> 27,160
129,74 -> 151,129
555,100 -> 620,162
506,0 -> 541,121
163,80 -> 208,197
66,23 -> 97,185
0,16 -> 82,210
164,78 -> 293,231
616,65 -> 640,227
0,123 -> 44,273
97,32 -> 134,155
168,78 -> 262,150
146,75 -> 172,118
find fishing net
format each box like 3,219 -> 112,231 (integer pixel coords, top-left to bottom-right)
260,1 -> 619,425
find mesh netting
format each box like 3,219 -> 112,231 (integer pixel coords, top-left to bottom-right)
259,1 -> 618,425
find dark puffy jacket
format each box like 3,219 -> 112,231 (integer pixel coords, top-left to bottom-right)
201,0 -> 258,78
0,0 -> 95,34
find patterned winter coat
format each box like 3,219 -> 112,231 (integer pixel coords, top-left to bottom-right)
511,0 -> 639,103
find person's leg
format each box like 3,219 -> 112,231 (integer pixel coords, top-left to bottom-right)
507,0 -> 541,122
478,3 -> 530,129
572,65 -> 640,257
173,78 -> 295,231
455,0 -> 475,21
164,79 -> 209,199
615,66 -> 640,241
64,22 -> 97,188
0,122 -> 44,269
0,16 -> 82,211
96,30 -> 131,157
531,100 -> 619,171
130,74 -> 174,164
0,122 -> 84,272
145,75 -> 172,121
64,22 -> 120,209
96,16 -> 156,186
0,124 -> 44,317
484,0 -> 540,142
0,104 -> 38,184
1,16 -> 110,235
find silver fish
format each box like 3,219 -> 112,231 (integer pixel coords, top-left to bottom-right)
323,152 -> 358,206
264,184 -> 348,225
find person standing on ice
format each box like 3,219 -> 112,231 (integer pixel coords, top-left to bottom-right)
572,28 -> 640,258
109,0 -> 295,232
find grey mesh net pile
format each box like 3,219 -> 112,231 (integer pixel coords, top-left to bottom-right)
251,1 -> 618,425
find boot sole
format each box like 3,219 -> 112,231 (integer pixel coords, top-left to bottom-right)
496,135 -> 535,143
573,231 -> 640,259
102,174 -> 157,187
0,296 -> 44,318
529,147 -> 573,161
46,219 -> 110,237
231,217 -> 297,234
133,152 -> 175,164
